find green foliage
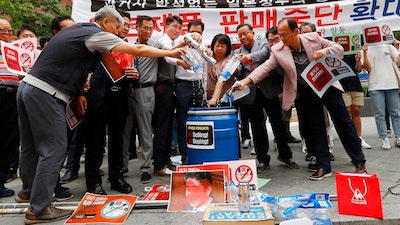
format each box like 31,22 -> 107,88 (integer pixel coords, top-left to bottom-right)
0,0 -> 72,38
394,30 -> 400,40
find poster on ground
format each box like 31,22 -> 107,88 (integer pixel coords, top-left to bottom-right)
168,170 -> 225,212
65,193 -> 137,224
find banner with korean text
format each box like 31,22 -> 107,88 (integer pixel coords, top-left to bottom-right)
72,0 -> 400,45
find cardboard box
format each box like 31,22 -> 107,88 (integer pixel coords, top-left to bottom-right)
203,203 -> 274,225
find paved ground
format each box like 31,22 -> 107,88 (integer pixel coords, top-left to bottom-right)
1,116 -> 399,225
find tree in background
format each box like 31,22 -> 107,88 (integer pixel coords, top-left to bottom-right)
0,0 -> 72,38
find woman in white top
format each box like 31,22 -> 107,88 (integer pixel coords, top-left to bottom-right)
358,43 -> 400,149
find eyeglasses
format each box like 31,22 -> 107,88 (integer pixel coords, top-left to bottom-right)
0,28 -> 12,34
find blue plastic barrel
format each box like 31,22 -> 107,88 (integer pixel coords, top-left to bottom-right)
186,106 -> 239,164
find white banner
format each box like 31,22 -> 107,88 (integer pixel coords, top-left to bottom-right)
72,0 -> 400,45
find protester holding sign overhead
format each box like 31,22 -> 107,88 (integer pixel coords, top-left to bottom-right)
16,6 -> 185,224
238,18 -> 366,181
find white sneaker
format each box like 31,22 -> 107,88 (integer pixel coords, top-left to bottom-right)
242,139 -> 251,148
250,149 -> 256,155
360,137 -> 372,149
381,138 -> 391,150
395,138 -> 400,148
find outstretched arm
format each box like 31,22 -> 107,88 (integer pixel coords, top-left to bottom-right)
112,42 -> 185,59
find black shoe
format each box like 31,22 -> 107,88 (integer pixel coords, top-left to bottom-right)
86,183 -> 107,195
307,157 -> 318,172
277,157 -> 299,169
329,152 -> 335,161
257,163 -> 270,174
54,186 -> 73,201
6,168 -> 18,183
59,170 -> 78,184
140,171 -> 152,184
110,178 -> 132,194
286,136 -> 301,143
99,169 -> 105,176
0,187 -> 14,197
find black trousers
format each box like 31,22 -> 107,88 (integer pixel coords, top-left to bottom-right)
0,90 -> 19,185
259,93 -> 293,160
153,82 -> 176,170
296,85 -> 365,171
241,88 -> 270,164
84,88 -> 128,187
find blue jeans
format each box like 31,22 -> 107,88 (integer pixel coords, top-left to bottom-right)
370,89 -> 400,139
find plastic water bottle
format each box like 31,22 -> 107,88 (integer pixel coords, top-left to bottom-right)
219,56 -> 241,82
183,52 -> 202,76
311,209 -> 332,225
184,34 -> 216,65
181,54 -> 195,68
231,85 -> 250,101
238,181 -> 250,212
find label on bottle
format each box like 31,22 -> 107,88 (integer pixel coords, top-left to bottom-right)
220,70 -> 231,81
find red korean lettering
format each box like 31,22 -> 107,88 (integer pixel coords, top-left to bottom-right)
220,10 -> 248,34
315,4 -> 343,26
284,6 -> 311,24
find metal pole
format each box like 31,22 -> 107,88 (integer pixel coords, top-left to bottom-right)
0,200 -> 169,214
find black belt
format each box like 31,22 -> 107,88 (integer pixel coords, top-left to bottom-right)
132,82 -> 153,89
0,86 -> 18,92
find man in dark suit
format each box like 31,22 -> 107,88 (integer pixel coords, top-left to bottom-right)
239,18 -> 366,180
234,24 -> 298,173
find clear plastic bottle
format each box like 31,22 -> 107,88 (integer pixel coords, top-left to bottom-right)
180,54 -> 194,68
238,181 -> 250,212
184,34 -> 216,65
311,209 -> 332,225
219,56 -> 241,82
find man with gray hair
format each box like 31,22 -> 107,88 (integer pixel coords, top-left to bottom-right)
16,6 -> 185,224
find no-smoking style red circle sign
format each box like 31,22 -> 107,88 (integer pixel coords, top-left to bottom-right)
235,165 -> 254,183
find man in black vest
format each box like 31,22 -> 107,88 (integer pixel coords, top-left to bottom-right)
16,6 -> 185,224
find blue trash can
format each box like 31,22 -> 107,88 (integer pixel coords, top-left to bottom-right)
186,106 -> 239,164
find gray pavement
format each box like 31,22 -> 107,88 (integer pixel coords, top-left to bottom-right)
1,116 -> 400,225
